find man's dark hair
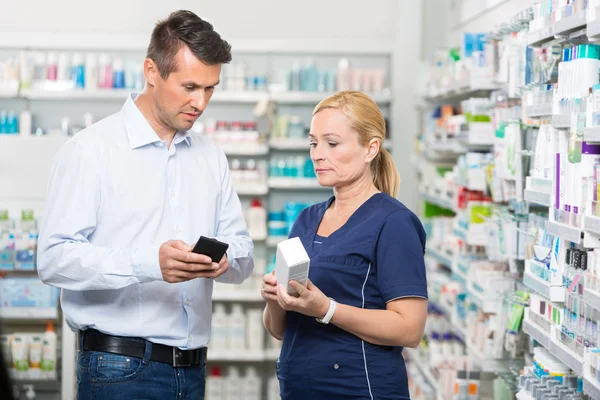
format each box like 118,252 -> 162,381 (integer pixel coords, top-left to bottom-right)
147,10 -> 232,79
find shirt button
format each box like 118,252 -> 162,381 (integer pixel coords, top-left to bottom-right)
185,299 -> 191,306
334,364 -> 339,370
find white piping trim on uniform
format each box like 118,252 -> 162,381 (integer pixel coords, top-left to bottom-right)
385,295 -> 428,303
361,262 -> 374,400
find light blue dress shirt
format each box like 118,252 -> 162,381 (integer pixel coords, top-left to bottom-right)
37,94 -> 254,349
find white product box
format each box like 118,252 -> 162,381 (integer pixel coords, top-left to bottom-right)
275,237 -> 310,296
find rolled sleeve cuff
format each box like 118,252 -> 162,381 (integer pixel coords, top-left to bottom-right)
132,246 -> 163,282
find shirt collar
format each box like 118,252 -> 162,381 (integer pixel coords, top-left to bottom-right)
122,93 -> 192,149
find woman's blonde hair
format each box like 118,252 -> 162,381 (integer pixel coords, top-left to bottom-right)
312,90 -> 400,197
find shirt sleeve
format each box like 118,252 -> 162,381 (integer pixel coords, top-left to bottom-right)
37,140 -> 163,291
214,148 -> 255,284
375,209 -> 428,302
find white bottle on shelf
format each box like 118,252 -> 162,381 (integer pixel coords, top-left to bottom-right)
41,322 -> 57,379
246,199 -> 267,240
211,304 -> 228,352
242,367 -> 261,400
268,375 -> 280,400
206,366 -> 224,400
246,309 -> 264,351
227,304 -> 246,351
225,366 -> 242,400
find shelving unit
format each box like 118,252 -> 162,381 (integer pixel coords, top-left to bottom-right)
0,33 -> 395,399
523,188 -> 552,208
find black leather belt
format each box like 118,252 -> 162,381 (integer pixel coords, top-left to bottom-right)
80,330 -> 207,368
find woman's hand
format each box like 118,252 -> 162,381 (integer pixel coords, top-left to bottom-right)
276,279 -> 330,318
261,271 -> 279,303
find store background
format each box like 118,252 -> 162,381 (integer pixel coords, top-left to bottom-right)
9,0 -> 598,399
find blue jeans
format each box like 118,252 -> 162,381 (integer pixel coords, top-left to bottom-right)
76,333 -> 206,400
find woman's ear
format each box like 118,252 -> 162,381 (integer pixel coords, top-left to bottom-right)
365,138 -> 380,163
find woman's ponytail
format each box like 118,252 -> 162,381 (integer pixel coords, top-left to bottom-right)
372,147 -> 400,198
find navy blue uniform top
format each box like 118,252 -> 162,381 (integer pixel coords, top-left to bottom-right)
277,192 -> 428,400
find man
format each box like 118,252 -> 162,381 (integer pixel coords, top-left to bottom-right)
37,10 -> 254,399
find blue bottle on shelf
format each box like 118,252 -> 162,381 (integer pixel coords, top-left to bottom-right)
0,111 -> 7,134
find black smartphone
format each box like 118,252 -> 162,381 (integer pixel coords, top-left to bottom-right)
191,236 -> 229,262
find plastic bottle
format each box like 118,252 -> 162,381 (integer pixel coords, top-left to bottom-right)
206,366 -> 223,400
71,53 -> 85,89
98,54 -> 113,89
228,305 -> 246,351
243,367 -> 261,400
46,52 -> 58,81
336,58 -> 350,91
225,367 -> 242,400
246,199 -> 267,240
57,52 -> 71,82
85,53 -> 98,91
245,309 -> 265,351
210,304 -> 227,351
113,59 -> 125,89
41,322 -> 57,379
268,375 -> 280,400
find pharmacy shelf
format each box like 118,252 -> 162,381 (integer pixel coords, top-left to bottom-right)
267,177 -> 326,190
524,188 -> 551,208
219,143 -> 269,156
208,350 -> 279,362
586,215 -> 600,235
527,26 -> 554,48
18,89 -> 267,103
467,284 -> 502,314
15,89 -> 392,105
585,127 -> 600,143
589,19 -> 600,40
522,319 -> 551,349
0,307 -> 59,320
522,317 -> 583,375
545,220 -> 582,244
553,12 -> 587,37
19,88 -> 131,100
584,371 -> 600,400
425,83 -> 500,103
269,138 -> 392,151
426,139 -> 466,155
425,248 -> 453,269
267,236 -> 287,247
452,226 -> 487,246
584,288 -> 600,312
551,114 -> 570,130
550,337 -> 584,376
466,340 -> 511,373
269,138 -> 310,150
419,191 -> 455,212
271,91 -> 392,105
212,291 -> 263,302
525,103 -> 553,118
523,270 -> 565,303
452,259 -> 469,287
235,184 -> 269,196
408,352 -> 441,398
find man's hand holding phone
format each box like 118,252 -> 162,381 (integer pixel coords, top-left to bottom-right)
159,239 -> 230,283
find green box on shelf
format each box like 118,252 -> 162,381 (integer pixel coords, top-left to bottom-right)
423,203 -> 455,219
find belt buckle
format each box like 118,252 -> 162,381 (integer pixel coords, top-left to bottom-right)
172,347 -> 192,368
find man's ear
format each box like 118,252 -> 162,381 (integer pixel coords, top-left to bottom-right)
144,58 -> 159,87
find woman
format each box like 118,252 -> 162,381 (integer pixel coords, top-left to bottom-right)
261,90 -> 428,399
